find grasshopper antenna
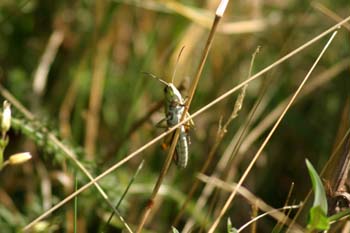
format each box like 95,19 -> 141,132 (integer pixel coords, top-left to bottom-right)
142,72 -> 168,86
171,46 -> 185,84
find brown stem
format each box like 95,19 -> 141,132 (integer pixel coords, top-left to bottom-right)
136,10 -> 224,233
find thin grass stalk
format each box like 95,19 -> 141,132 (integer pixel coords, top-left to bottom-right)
32,29 -> 64,97
0,86 -> 110,200
197,174 -> 305,232
208,31 -> 338,232
287,99 -> 350,231
219,22 -> 350,180
272,182 -> 295,233
239,58 -> 350,156
216,18 -> 349,211
287,128 -> 350,232
101,160 -> 144,233
312,2 -> 350,31
21,16 -> 350,231
212,71 -> 273,218
236,204 -> 302,233
0,86 -> 132,232
136,2 -> 229,232
176,46 -> 260,230
191,73 -> 273,231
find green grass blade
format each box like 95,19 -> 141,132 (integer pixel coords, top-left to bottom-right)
305,159 -> 328,213
305,159 -> 329,230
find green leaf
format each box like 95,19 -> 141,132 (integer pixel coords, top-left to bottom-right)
305,159 -> 330,231
305,159 -> 328,213
307,206 -> 330,230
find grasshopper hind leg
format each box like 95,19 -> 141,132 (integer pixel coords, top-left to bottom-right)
161,133 -> 173,150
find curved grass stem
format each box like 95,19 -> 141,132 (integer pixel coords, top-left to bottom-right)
136,1 -> 228,232
20,15 -> 350,232
207,30 -> 338,233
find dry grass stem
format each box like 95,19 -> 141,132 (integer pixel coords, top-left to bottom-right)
20,15 -> 350,231
208,30 -> 338,233
237,204 -> 302,233
3,2 -> 350,232
286,128 -> 350,232
197,174 -> 304,232
312,2 -> 350,31
272,182 -> 295,232
0,86 -> 132,232
177,46 -> 259,231
136,2 -> 228,232
240,58 -> 350,155
102,160 -> 145,233
33,29 -> 64,96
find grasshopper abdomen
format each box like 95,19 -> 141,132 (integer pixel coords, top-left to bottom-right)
174,125 -> 189,168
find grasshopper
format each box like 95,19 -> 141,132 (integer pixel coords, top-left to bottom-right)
144,47 -> 193,168
145,72 -> 193,168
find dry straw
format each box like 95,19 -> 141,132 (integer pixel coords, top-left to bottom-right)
208,30 -> 338,232
21,12 -> 350,233
136,1 -> 229,232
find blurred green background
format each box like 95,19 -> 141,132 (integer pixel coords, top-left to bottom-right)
0,0 -> 349,232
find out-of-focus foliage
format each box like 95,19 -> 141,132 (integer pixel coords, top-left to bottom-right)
0,0 -> 349,232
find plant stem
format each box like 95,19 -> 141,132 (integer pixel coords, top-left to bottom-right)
136,2 -> 228,232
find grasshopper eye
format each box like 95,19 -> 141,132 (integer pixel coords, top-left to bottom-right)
163,86 -> 168,93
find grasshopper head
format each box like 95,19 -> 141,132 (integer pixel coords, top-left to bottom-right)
164,83 -> 183,103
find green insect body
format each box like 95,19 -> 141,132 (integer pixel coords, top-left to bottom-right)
146,46 -> 192,168
145,73 -> 192,168
163,83 -> 189,168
